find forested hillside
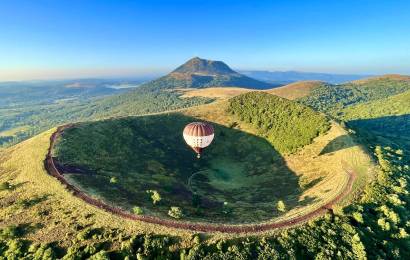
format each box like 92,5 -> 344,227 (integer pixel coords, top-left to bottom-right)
228,92 -> 330,153
341,90 -> 410,120
299,76 -> 410,114
0,88 -> 212,147
295,76 -> 410,154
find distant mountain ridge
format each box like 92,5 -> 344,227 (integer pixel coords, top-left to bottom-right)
139,57 -> 274,90
240,70 -> 371,84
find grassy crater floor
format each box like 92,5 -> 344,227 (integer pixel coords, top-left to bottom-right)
52,100 -> 373,225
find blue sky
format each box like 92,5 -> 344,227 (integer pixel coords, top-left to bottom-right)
1,0 -> 410,80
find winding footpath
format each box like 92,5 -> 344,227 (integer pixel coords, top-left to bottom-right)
45,125 -> 356,234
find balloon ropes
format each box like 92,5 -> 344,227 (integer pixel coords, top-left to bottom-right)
183,122 -> 214,159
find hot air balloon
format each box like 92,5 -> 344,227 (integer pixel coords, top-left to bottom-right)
183,122 -> 214,158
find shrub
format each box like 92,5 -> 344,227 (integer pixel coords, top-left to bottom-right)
133,206 -> 143,215
146,190 -> 161,205
4,239 -> 24,258
32,243 -> 56,259
352,212 -> 364,224
277,200 -> 286,212
168,207 -> 183,219
0,181 -> 11,191
76,228 -> 94,241
0,225 -> 20,239
89,250 -> 110,260
192,235 -> 201,245
109,177 -> 118,184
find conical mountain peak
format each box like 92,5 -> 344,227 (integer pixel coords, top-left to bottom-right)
137,57 -> 273,90
172,57 -> 236,75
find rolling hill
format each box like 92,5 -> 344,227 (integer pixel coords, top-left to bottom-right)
179,75 -> 410,107
341,89 -> 410,121
350,74 -> 410,84
298,75 -> 410,114
267,80 -> 326,100
241,70 -> 370,84
340,89 -> 410,154
178,80 -> 326,100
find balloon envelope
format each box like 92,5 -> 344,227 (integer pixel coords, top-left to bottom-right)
183,122 -> 214,156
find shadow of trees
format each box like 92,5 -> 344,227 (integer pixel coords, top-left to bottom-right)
347,114 -> 410,152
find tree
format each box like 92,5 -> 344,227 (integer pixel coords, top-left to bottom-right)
133,206 -> 143,215
277,200 -> 286,212
351,234 -> 367,260
168,207 -> 183,219
146,190 -> 161,205
352,212 -> 364,224
109,177 -> 118,184
0,182 -> 10,191
89,250 -> 110,260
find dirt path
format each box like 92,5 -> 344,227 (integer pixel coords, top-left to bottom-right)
45,125 -> 356,234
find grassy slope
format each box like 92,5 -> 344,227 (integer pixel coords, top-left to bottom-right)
179,87 -> 252,99
267,80 -> 325,100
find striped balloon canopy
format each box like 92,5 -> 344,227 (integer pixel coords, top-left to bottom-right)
183,122 -> 214,158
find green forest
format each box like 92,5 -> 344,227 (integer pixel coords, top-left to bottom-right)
228,92 -> 330,153
299,78 -> 410,115
0,87 -> 212,147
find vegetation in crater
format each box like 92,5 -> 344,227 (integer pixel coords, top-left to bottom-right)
228,92 -> 330,153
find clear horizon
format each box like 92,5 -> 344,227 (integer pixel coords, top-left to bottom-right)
1,0 -> 410,81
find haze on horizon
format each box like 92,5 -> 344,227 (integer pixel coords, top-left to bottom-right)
1,0 -> 409,81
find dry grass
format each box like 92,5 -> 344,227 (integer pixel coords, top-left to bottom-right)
351,74 -> 410,84
178,80 -> 323,101
178,87 -> 252,99
267,81 -> 324,100
281,123 -> 374,215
